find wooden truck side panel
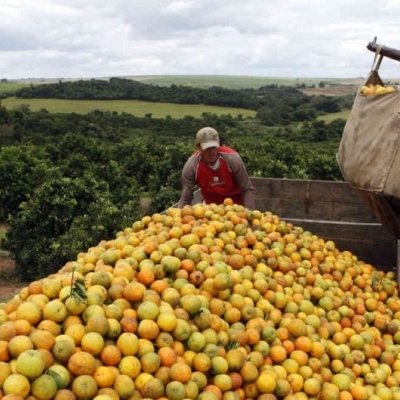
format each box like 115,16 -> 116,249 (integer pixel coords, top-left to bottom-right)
250,178 -> 397,272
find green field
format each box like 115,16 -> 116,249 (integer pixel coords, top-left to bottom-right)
0,82 -> 29,94
317,110 -> 351,123
127,75 -> 350,89
1,97 -> 257,119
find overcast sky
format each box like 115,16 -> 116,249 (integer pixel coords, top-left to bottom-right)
1,0 -> 400,81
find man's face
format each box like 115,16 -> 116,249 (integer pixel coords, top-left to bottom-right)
199,146 -> 219,166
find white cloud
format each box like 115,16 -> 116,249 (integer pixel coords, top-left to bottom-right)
1,0 -> 400,80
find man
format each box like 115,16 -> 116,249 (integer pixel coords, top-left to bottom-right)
177,127 -> 255,209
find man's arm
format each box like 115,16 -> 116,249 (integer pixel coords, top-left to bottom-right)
227,153 -> 255,210
177,158 -> 197,208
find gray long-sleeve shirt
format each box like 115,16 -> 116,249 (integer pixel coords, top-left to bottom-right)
177,147 -> 255,210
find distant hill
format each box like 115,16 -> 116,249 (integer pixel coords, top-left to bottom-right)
7,74 -> 400,98
9,75 -> 367,94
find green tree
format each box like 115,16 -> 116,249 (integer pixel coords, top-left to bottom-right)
0,144 -> 49,219
3,170 -> 141,281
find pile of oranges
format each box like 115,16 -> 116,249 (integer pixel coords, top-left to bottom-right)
0,199 -> 399,400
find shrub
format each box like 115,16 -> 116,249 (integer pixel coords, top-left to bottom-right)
3,172 -> 142,281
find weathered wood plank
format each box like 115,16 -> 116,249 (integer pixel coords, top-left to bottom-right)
284,219 -> 393,243
251,178 -> 367,204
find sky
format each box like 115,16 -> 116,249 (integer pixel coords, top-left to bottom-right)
1,0 -> 400,81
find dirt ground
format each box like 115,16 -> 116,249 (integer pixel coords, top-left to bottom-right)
0,258 -> 26,303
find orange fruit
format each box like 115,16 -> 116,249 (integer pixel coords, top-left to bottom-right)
118,355 -> 141,378
169,361 -> 192,383
30,374 -> 58,400
113,373 -> 136,399
255,371 -> 276,393
158,346 -> 178,367
165,380 -> 186,400
100,344 -> 122,366
46,364 -> 71,389
8,335 -> 34,358
15,302 -> 42,326
116,332 -> 139,356
71,375 -> 98,400
42,299 -> 68,323
122,281 -> 146,302
3,374 -> 31,398
29,329 -> 56,351
15,349 -> 45,379
81,331 -> 105,356
53,389 -> 76,400
137,301 -> 160,321
93,365 -> 117,388
13,319 -> 32,336
37,319 -> 61,336
51,339 -> 75,363
269,345 -> 287,363
137,269 -> 156,286
137,319 -> 160,340
0,322 -> 16,342
67,351 -> 97,376
86,314 -> 110,335
140,352 -> 161,373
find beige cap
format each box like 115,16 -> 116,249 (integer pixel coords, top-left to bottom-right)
196,127 -> 220,150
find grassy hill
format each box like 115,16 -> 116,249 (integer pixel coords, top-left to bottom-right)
0,97 -> 257,119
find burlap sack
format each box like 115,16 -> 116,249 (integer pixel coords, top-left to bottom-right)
337,53 -> 400,238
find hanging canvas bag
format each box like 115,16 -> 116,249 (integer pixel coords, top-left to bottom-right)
337,48 -> 400,238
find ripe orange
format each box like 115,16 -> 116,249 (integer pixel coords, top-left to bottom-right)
158,346 -> 178,367
122,281 -> 146,302
269,345 -> 287,363
169,361 -> 192,383
118,355 -> 141,378
225,348 -> 246,371
42,299 -> 68,323
53,389 -> 76,400
81,331 -> 105,356
136,319 -> 159,340
113,373 -> 136,399
141,377 -> 165,399
67,351 -> 97,376
93,365 -> 117,388
3,374 -> 31,398
13,319 -> 32,336
15,349 -> 45,379
192,352 -> 211,373
65,324 -> 86,346
100,344 -> 122,366
119,316 -> 138,333
137,269 -> 156,286
0,322 -> 16,343
15,302 -> 42,326
29,329 -> 56,351
8,335 -> 34,358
